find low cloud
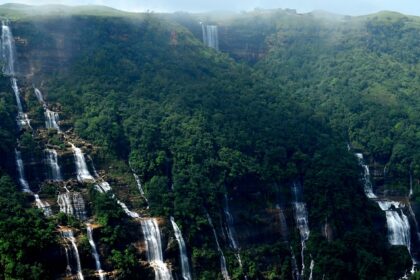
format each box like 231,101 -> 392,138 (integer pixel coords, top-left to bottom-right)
1,0 -> 419,15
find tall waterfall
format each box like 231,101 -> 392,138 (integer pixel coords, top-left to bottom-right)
15,149 -> 32,193
223,195 -> 244,269
45,149 -> 63,181
1,22 -> 31,128
292,182 -> 310,277
61,229 -> 84,280
34,194 -> 52,217
1,21 -> 16,75
201,24 -> 219,50
170,217 -> 192,280
86,224 -> 106,280
45,109 -> 61,131
57,192 -> 87,220
206,213 -> 231,280
356,153 -> 416,271
140,219 -> 173,280
70,143 -> 94,182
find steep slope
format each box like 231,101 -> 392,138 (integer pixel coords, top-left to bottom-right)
0,5 -> 416,280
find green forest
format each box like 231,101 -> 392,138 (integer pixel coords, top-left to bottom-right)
0,4 -> 420,280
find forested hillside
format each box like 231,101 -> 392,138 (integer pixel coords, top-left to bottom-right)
1,4 -> 420,280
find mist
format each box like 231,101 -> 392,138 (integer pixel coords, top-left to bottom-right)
1,0 -> 420,16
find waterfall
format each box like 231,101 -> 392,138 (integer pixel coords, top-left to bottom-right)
1,20 -> 16,75
57,192 -> 87,220
34,87 -> 61,131
94,181 -> 141,219
11,78 -> 31,128
206,213 -> 231,280
15,149 -> 32,193
201,24 -> 219,50
223,195 -> 244,269
140,218 -> 173,280
276,204 -> 289,241
356,153 -> 417,272
95,181 -> 112,193
116,199 -> 140,218
132,170 -> 149,206
291,248 -> 300,280
355,153 -> 377,199
86,224 -> 106,280
61,229 -> 84,280
70,143 -> 94,182
11,77 -> 23,113
45,149 -> 63,181
45,109 -> 61,131
1,22 -> 31,128
34,88 -> 45,104
170,217 -> 192,280
34,194 -> 52,217
377,201 -> 411,246
292,182 -> 310,277
308,260 -> 315,280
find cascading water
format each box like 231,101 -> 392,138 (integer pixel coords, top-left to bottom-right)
132,170 -> 149,206
308,260 -> 315,280
1,22 -> 31,128
377,201 -> 411,246
86,224 -> 106,280
355,153 -> 377,199
356,153 -> 417,272
70,143 -> 94,182
34,88 -> 45,104
140,218 -> 173,280
94,181 -> 141,218
15,149 -> 32,193
34,194 -> 52,217
223,195 -> 244,269
276,204 -> 289,241
291,248 -> 300,280
201,24 -> 219,50
95,181 -> 112,193
170,217 -> 192,280
57,192 -> 87,220
116,199 -> 140,218
292,182 -> 310,277
276,204 -> 300,280
1,20 -> 16,75
61,229 -> 84,280
45,109 -> 61,131
206,213 -> 231,280
45,148 -> 63,181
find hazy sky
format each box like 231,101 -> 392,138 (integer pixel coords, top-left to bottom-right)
1,0 -> 420,16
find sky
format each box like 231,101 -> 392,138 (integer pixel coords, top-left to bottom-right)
1,0 -> 420,16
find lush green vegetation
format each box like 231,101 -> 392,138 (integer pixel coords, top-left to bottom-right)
9,12 -> 412,279
0,174 -> 58,279
1,6 -> 420,280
